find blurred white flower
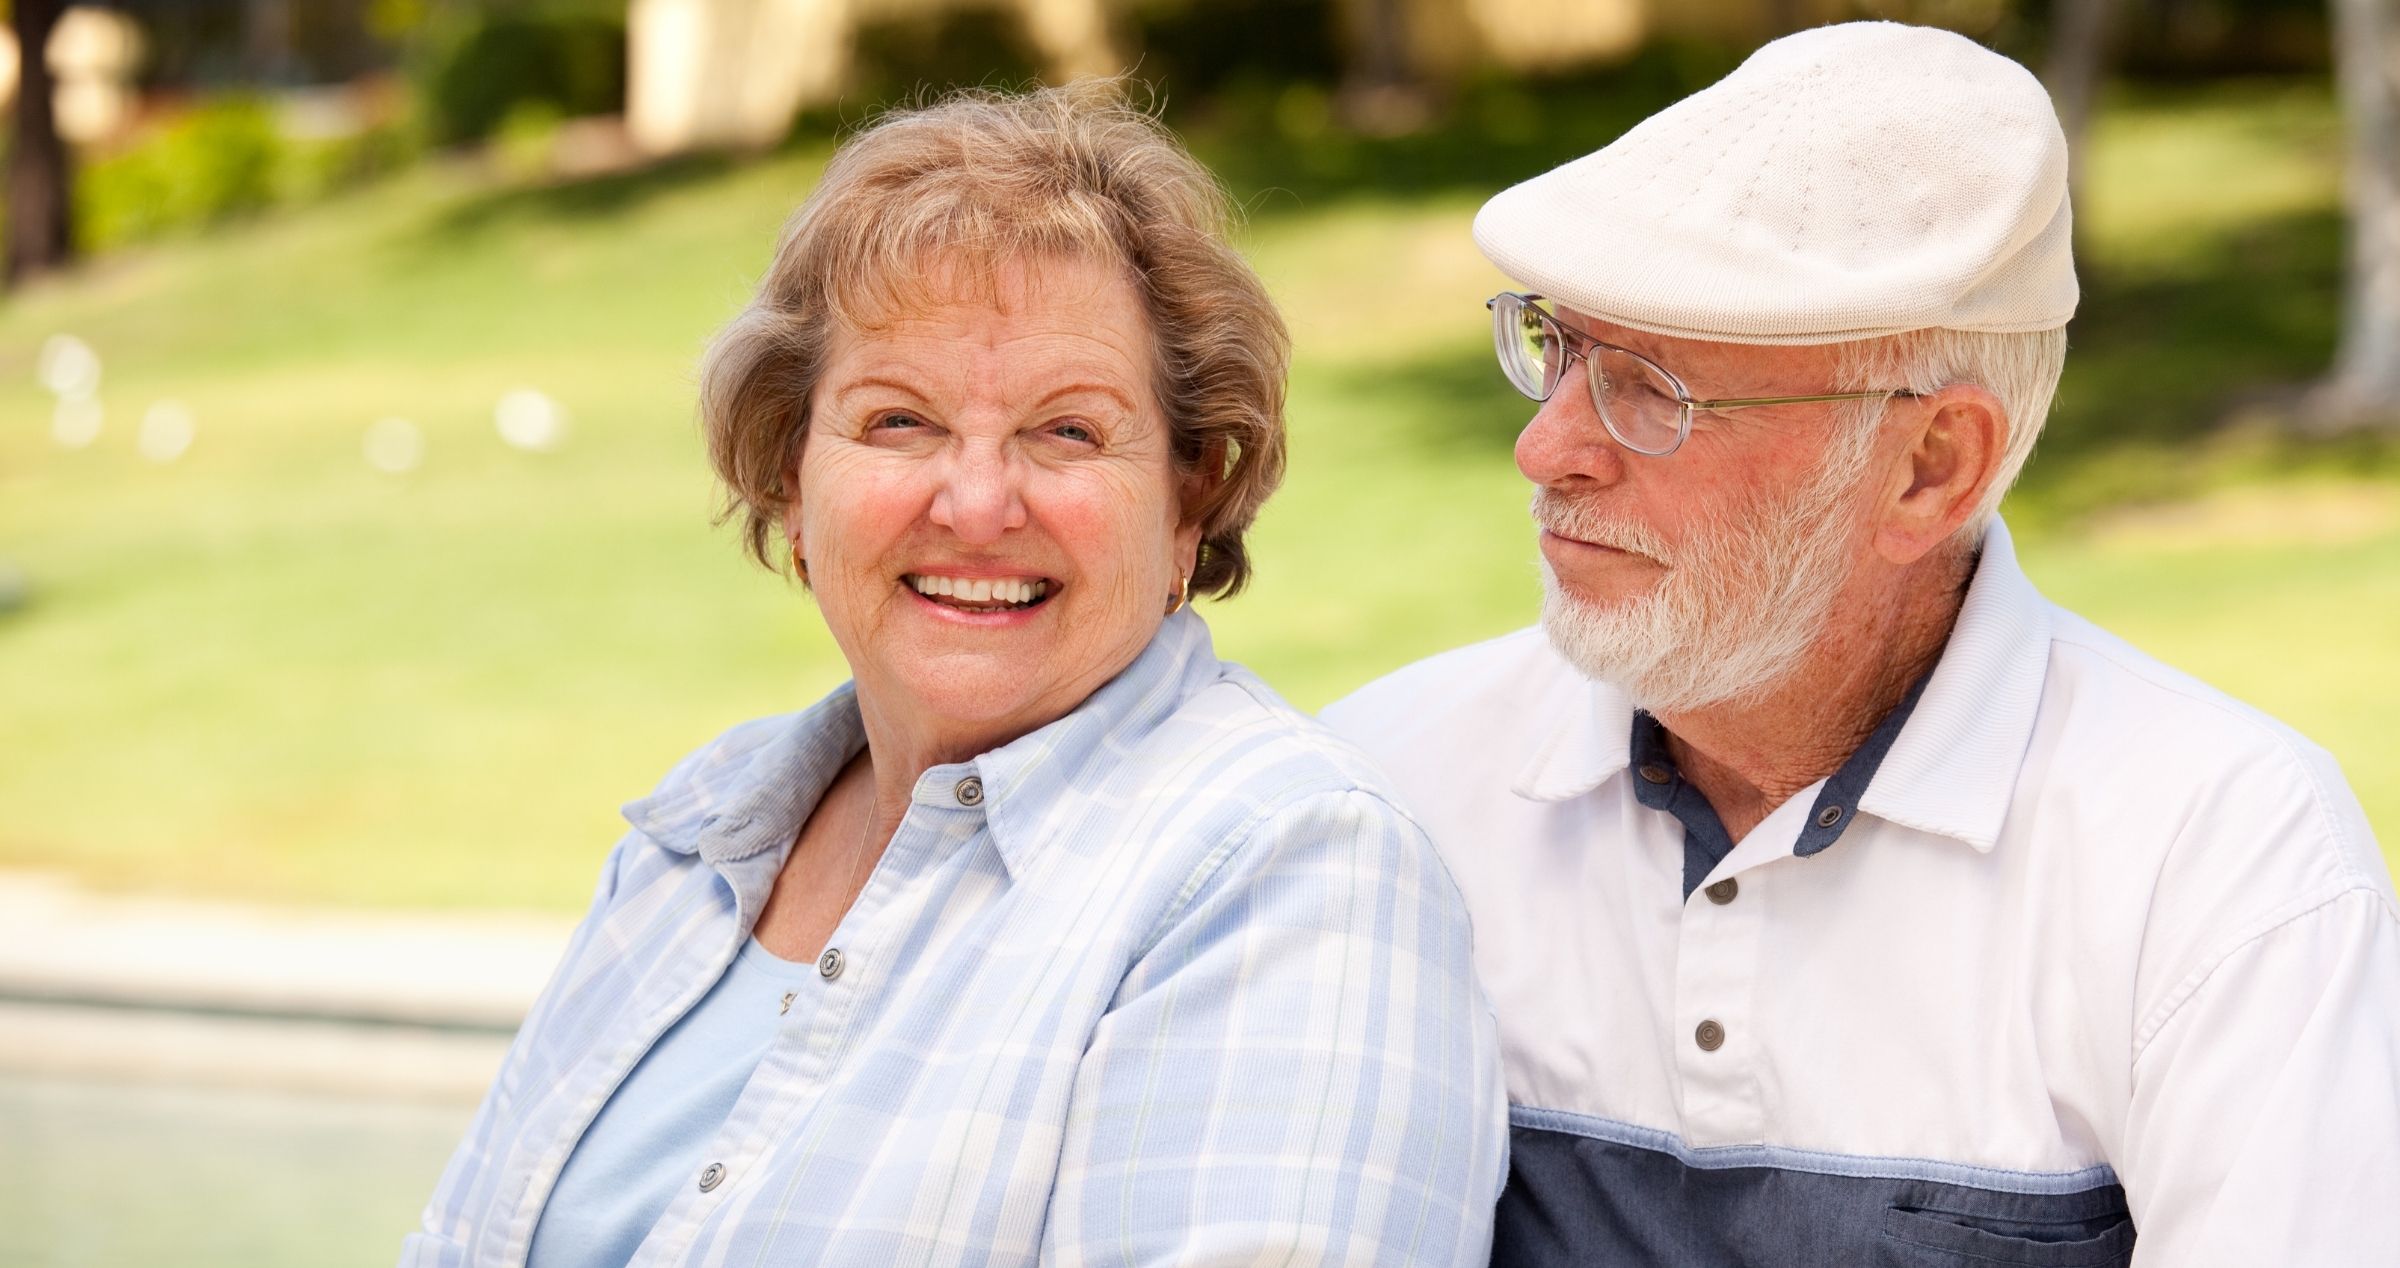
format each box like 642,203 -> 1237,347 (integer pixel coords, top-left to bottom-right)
494,388 -> 568,452
139,400 -> 196,463
52,396 -> 103,448
364,417 -> 425,474
38,334 -> 102,399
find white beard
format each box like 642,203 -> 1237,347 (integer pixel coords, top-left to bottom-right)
1534,428 -> 1878,714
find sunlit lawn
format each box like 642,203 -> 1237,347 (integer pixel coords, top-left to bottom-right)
2,82 -> 2393,909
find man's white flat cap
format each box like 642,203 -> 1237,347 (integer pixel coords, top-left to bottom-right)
1474,22 -> 2075,345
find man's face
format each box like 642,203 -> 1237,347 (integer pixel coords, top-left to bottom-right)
1515,310 -> 1887,714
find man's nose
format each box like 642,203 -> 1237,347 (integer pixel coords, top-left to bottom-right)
1514,364 -> 1629,491
927,438 -> 1028,544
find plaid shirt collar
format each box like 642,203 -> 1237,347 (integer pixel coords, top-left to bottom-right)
619,609 -> 1221,880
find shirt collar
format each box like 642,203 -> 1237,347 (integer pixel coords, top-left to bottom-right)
1513,670 -> 1636,802
1857,517 -> 2052,852
618,687 -> 866,869
618,609 -> 1223,880
972,607 -> 1221,876
1505,517 -> 2053,854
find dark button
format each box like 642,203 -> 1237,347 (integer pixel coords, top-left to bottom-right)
697,1162 -> 725,1192
1695,1019 -> 1725,1052
1637,764 -> 1673,785
817,947 -> 845,980
955,776 -> 984,806
1704,878 -> 1739,905
1816,805 -> 1845,828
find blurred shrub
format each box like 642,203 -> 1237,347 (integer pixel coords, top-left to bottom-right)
79,96 -> 282,249
842,7 -> 1048,108
490,100 -> 568,182
76,93 -> 427,253
1121,0 -> 1342,104
420,4 -> 626,146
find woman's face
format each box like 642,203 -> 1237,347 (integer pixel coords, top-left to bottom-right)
793,254 -> 1201,758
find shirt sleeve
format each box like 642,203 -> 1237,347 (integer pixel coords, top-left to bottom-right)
400,834 -> 636,1267
1040,787 -> 1509,1267
2120,886 -> 2400,1267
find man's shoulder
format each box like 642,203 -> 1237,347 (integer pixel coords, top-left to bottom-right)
2038,605 -> 2355,810
1325,626 -> 1575,742
2029,601 -> 2392,922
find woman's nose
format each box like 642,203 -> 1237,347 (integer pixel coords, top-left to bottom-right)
1514,364 -> 1629,492
927,439 -> 1028,544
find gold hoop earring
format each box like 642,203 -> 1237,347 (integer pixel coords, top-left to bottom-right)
1164,572 -> 1190,616
790,542 -> 809,584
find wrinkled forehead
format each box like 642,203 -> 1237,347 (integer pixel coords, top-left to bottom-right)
825,242 -> 1146,339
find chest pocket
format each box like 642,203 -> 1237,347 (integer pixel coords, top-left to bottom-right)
1877,1181 -> 2135,1268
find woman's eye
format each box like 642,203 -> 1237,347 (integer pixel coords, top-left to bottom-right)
869,411 -> 925,433
1049,421 -> 1097,445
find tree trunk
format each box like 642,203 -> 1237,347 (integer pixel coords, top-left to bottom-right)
5,0 -> 76,288
2045,0 -> 2121,228
1337,0 -> 1431,135
2318,0 -> 2400,426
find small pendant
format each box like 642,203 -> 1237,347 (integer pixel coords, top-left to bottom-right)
778,991 -> 795,1016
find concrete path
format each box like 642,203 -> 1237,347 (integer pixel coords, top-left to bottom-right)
0,871 -> 575,1103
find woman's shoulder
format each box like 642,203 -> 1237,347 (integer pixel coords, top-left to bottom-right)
1156,662 -> 1416,806
619,704 -> 839,854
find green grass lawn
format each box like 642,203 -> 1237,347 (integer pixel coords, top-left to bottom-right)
3,82 -> 2394,910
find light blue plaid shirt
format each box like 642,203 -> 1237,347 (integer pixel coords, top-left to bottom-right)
404,610 -> 1507,1266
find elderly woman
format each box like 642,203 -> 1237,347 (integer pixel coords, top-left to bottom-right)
403,86 -> 1504,1267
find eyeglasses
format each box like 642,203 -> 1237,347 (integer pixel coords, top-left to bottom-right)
1486,291 -> 1915,456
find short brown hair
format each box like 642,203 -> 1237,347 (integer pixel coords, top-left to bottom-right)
699,82 -> 1289,599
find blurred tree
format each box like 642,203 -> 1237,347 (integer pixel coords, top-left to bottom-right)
2045,0 -> 2120,221
2317,0 -> 2400,425
1337,0 -> 1435,132
5,0 -> 76,286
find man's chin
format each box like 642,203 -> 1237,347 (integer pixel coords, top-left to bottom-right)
1538,592 -> 1660,685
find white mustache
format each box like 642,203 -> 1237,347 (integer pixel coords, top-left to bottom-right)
1530,490 -> 1673,563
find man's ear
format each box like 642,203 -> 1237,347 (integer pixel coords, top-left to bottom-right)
1875,385 -> 2008,566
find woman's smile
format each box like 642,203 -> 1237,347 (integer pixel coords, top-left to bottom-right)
902,570 -> 1057,618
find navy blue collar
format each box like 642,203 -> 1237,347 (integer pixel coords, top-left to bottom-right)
1629,668 -> 1935,900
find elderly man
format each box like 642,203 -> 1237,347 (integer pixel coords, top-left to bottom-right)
1327,21 -> 2400,1268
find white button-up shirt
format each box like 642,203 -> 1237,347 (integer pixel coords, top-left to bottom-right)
1326,520 -> 2400,1267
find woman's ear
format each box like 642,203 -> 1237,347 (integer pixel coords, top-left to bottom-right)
1179,438 -> 1229,527
780,493 -> 808,582
1175,440 -> 1228,577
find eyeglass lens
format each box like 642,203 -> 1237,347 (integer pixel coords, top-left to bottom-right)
1491,295 -> 1686,455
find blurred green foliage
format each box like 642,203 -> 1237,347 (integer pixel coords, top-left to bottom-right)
843,8 -> 1048,108
416,3 -> 625,145
1117,0 -> 1344,103
75,95 -> 425,253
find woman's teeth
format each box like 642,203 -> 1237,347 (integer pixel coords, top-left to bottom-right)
907,574 -> 1049,609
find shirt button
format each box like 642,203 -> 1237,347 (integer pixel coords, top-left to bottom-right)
1637,764 -> 1673,785
817,947 -> 845,980
697,1162 -> 725,1192
1704,878 -> 1739,905
1816,804 -> 1845,827
955,776 -> 984,806
1695,1019 -> 1726,1052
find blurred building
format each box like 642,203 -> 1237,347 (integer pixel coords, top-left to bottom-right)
0,6 -> 146,144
